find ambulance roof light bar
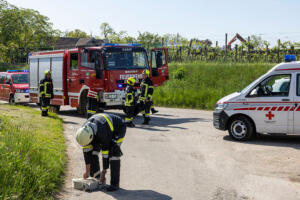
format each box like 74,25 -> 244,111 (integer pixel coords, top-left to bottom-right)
101,43 -> 141,47
7,69 -> 29,73
284,54 -> 296,62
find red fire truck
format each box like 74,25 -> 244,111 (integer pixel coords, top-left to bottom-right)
28,43 -> 169,114
0,70 -> 30,104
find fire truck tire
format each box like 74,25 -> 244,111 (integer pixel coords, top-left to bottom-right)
49,105 -> 60,113
228,116 -> 255,141
78,90 -> 88,116
9,95 -> 15,105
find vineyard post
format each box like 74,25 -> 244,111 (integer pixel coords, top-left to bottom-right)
248,36 -> 251,62
277,39 -> 281,63
265,44 -> 269,62
235,44 -> 238,62
215,41 -> 218,60
225,33 -> 228,61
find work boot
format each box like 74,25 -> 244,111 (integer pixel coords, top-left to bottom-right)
142,117 -> 150,125
41,111 -> 47,117
151,108 -> 158,114
108,160 -> 120,192
126,121 -> 135,128
106,185 -> 119,192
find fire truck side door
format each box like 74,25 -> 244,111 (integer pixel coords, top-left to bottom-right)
150,48 -> 169,86
67,52 -> 80,95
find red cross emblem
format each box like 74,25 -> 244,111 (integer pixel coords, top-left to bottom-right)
265,111 -> 275,120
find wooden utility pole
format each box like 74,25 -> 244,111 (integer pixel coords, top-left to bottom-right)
225,33 -> 228,61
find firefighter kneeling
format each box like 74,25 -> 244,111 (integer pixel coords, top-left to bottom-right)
75,113 -> 126,192
39,70 -> 54,117
125,77 -> 137,127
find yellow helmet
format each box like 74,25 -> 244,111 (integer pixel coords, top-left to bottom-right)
126,77 -> 136,86
45,70 -> 51,76
142,69 -> 150,76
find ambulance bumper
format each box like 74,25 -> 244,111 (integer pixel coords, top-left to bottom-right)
213,110 -> 229,130
14,93 -> 30,103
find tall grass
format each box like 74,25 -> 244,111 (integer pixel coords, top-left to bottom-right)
0,104 -> 66,200
154,62 -> 274,110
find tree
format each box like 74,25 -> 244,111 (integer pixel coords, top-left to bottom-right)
64,29 -> 88,38
137,31 -> 162,49
0,2 -> 59,63
100,22 -> 114,39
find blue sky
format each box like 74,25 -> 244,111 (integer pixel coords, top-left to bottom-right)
8,0 -> 300,46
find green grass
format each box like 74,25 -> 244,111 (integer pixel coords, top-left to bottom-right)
0,104 -> 66,200
154,62 -> 275,110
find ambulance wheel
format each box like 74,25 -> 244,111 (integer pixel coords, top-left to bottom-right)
228,116 -> 255,141
9,95 -> 15,105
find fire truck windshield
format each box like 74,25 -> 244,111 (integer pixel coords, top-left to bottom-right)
12,74 -> 28,84
103,48 -> 148,70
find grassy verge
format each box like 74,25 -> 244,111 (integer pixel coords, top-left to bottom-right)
0,104 -> 66,200
154,62 -> 275,110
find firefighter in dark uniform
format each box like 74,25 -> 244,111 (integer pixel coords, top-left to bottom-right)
39,70 -> 54,116
87,89 -> 98,119
75,113 -> 126,192
140,69 -> 154,125
125,77 -> 137,127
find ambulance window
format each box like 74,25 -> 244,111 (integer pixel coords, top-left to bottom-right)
70,53 -> 78,70
249,74 -> 291,97
297,74 -> 300,96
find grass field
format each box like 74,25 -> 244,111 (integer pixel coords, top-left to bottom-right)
0,104 -> 66,200
154,62 -> 275,110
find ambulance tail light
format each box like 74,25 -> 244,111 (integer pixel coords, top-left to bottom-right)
284,54 -> 296,62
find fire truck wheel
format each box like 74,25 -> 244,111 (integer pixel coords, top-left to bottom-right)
228,116 -> 255,141
78,90 -> 88,116
9,95 -> 15,105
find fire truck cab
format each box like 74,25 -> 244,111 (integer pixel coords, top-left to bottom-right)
213,55 -> 300,141
0,70 -> 30,104
29,43 -> 168,114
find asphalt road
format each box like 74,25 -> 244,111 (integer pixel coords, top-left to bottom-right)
57,106 -> 300,200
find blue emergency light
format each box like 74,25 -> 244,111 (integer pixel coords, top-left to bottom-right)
102,43 -> 141,47
7,70 -> 29,73
117,84 -> 123,88
284,54 -> 296,62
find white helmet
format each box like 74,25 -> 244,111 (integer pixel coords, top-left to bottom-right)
75,125 -> 94,146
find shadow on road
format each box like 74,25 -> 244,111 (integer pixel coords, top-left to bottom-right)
223,134 -> 300,150
104,188 -> 172,200
58,109 -> 207,132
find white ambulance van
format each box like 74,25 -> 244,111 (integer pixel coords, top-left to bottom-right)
213,55 -> 300,141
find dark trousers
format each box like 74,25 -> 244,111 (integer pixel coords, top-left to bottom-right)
90,154 -> 101,178
41,97 -> 50,116
141,101 -> 151,118
125,106 -> 135,123
87,97 -> 98,118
